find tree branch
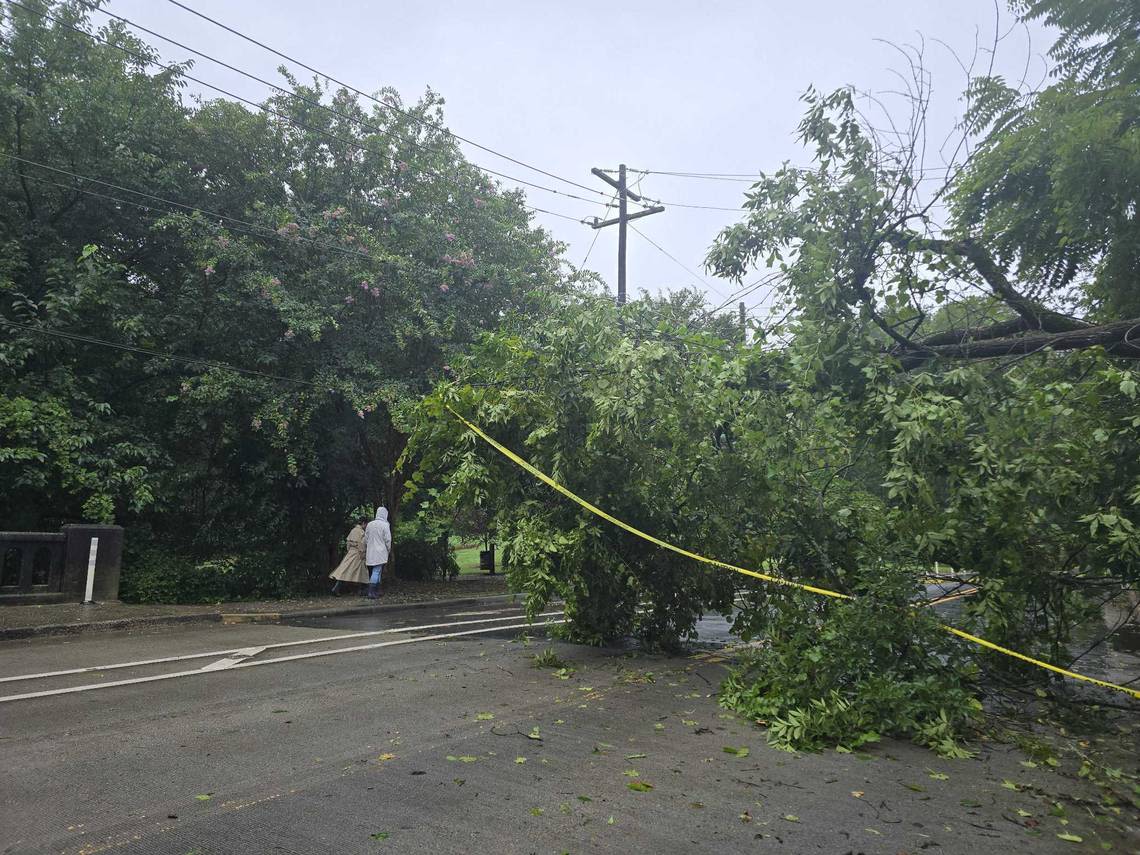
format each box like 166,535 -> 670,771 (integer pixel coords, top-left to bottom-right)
899,319 -> 1140,368
887,234 -> 1090,332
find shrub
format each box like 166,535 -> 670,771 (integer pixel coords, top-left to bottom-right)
120,547 -> 293,603
392,517 -> 458,581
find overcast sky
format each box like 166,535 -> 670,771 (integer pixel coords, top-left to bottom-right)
105,0 -> 1051,318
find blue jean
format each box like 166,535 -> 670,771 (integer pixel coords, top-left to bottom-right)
367,564 -> 384,597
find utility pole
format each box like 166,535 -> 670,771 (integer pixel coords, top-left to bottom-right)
739,302 -> 747,344
589,164 -> 664,305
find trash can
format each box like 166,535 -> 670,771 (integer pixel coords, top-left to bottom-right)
479,544 -> 496,575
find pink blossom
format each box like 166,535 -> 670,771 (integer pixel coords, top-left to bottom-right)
180,382 -> 190,393
251,417 -> 262,429
270,277 -> 281,287
284,329 -> 295,340
344,295 -> 355,305
277,222 -> 300,238
439,283 -> 450,293
204,265 -> 215,277
370,287 -> 380,297
360,281 -> 370,290
445,232 -> 456,242
398,161 -> 409,172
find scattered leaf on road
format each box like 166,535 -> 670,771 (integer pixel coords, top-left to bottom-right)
623,769 -> 640,777
530,807 -> 544,816
739,811 -> 752,823
682,719 -> 698,726
1001,779 -> 1020,791
851,791 -> 864,798
194,795 -> 212,802
904,783 -> 925,792
577,795 -> 592,803
653,723 -> 665,731
515,756 -> 527,764
475,712 -> 494,721
370,831 -> 389,840
527,727 -> 541,740
376,753 -> 396,762
927,769 -> 949,780
1056,833 -> 1083,843
723,746 -> 750,758
783,814 -> 799,822
627,781 -> 654,792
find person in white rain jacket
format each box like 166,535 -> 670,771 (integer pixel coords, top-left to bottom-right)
364,506 -> 392,599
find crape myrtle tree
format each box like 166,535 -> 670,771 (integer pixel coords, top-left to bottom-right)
0,0 -> 568,594
408,0 -> 1139,753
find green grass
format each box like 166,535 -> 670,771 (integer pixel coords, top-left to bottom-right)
453,544 -> 484,575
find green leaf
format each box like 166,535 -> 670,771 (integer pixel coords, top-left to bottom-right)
627,781 -> 654,792
723,746 -> 750,757
927,769 -> 949,781
1001,779 -> 1020,791
194,794 -> 212,802
1056,833 -> 1083,843
370,831 -> 390,841
515,756 -> 527,764
475,712 -> 494,721
623,769 -> 640,777
782,814 -> 799,822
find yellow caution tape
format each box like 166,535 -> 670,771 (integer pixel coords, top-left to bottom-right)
449,406 -> 1140,701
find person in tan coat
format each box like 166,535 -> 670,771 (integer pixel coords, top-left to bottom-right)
330,515 -> 369,595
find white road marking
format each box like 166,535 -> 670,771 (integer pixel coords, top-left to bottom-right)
0,610 -> 563,685
198,647 -> 266,672
0,620 -> 564,704
445,609 -> 512,617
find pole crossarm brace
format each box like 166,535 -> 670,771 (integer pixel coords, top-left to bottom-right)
591,167 -> 643,202
588,205 -> 665,229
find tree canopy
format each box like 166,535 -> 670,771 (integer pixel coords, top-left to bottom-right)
0,0 -> 571,587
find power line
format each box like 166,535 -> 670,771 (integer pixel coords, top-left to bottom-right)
163,0 -> 609,201
628,223 -> 730,300
13,2 -> 607,216
580,192 -> 617,269
4,153 -> 390,265
0,318 -> 328,388
86,3 -> 611,208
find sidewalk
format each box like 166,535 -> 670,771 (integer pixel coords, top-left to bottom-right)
0,574 -> 511,640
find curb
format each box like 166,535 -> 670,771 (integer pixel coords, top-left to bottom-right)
0,611 -> 222,641
0,592 -> 520,641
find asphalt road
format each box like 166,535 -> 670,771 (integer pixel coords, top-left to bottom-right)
0,599 -> 1130,854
